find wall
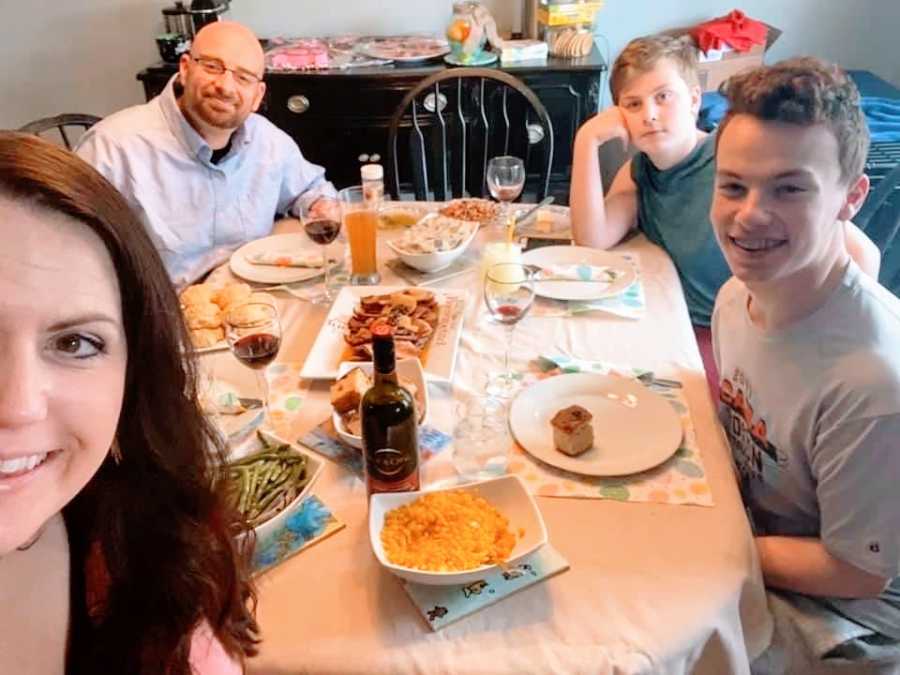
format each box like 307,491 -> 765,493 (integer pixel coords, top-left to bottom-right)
2,0 -> 898,129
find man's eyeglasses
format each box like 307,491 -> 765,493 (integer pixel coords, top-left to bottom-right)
191,56 -> 262,87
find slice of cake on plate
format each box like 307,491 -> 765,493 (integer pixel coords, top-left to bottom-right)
551,405 -> 594,457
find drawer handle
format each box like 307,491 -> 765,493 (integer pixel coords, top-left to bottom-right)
527,123 -> 544,145
423,92 -> 447,113
287,95 -> 310,114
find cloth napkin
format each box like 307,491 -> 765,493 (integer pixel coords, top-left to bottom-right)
403,545 -> 569,631
245,250 -> 323,268
691,10 -> 768,53
534,264 -> 620,283
251,495 -> 344,575
530,252 -> 646,320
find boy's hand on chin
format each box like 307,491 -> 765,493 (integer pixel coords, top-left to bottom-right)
578,107 -> 632,149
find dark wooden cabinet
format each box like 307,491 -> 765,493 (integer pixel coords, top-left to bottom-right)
137,50 -> 605,204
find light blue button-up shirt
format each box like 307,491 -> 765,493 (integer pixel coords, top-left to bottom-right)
76,75 -> 336,285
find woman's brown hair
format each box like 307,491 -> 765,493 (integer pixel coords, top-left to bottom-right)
0,132 -> 258,673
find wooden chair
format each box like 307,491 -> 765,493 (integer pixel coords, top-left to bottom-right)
386,68 -> 554,202
18,113 -> 102,150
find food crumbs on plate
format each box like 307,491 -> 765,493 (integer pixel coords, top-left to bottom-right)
518,527 -> 526,538
381,490 -> 517,572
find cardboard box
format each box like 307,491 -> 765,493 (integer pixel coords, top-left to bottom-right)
665,20 -> 782,92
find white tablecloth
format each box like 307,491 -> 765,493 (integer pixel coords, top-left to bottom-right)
207,213 -> 772,675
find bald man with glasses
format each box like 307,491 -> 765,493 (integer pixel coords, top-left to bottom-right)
77,21 -> 337,286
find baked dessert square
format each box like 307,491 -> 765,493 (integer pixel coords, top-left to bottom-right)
551,405 -> 594,457
330,367 -> 372,414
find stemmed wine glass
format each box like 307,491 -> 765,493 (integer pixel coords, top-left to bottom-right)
483,262 -> 535,398
486,156 -> 526,226
299,200 -> 342,304
223,300 -> 282,419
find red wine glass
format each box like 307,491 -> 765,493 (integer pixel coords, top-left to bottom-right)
483,262 -> 535,398
300,201 -> 342,304
223,300 -> 282,419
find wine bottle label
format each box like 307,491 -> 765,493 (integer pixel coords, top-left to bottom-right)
372,447 -> 408,477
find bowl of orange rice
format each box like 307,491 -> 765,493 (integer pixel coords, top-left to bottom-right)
368,474 -> 548,586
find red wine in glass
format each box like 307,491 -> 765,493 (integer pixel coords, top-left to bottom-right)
304,218 -> 341,245
232,333 -> 281,369
494,304 -> 524,324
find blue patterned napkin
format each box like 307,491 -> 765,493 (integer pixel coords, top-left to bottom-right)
251,495 -> 344,575
403,545 -> 569,631
531,252 -> 646,319
298,418 -> 452,477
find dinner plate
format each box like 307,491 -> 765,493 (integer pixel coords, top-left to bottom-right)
521,246 -> 637,301
229,234 -> 326,284
300,285 -> 468,382
356,36 -> 450,62
509,373 -> 683,476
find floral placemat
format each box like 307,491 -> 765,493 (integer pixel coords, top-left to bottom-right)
530,252 -> 646,320
252,495 -> 344,575
505,357 -> 714,507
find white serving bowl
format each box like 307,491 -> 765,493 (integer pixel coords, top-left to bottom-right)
386,215 -> 478,273
369,474 -> 548,586
229,430 -> 325,542
332,358 -> 429,449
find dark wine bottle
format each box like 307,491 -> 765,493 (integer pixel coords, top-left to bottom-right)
361,324 -> 420,496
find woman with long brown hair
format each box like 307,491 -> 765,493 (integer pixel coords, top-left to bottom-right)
0,131 -> 258,674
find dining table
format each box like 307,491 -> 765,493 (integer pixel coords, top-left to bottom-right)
202,204 -> 773,675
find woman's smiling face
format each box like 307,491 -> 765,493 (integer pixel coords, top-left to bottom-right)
0,196 -> 127,554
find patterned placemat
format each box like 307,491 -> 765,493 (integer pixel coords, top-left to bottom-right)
298,417 -> 452,477
251,495 -> 344,576
403,545 -> 569,631
530,252 -> 646,320
504,357 -> 714,507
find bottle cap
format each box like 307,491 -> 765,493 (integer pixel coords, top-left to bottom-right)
361,163 -> 383,181
371,324 -> 392,338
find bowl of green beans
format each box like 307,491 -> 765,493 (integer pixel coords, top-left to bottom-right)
219,430 -> 324,541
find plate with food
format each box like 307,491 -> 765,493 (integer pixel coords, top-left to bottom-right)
330,358 -> 428,449
300,286 -> 467,382
520,246 -> 637,302
508,373 -> 682,476
356,35 -> 450,62
438,198 -> 501,226
180,281 -> 267,353
387,213 -> 478,273
218,430 -> 324,541
230,233 -> 330,284
369,474 -> 547,585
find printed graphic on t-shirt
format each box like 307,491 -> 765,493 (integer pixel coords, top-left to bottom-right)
720,369 -> 786,483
